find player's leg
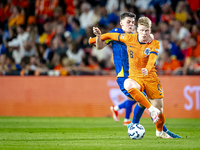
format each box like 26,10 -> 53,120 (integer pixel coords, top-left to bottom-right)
130,90 -> 180,138
123,97 -> 136,125
132,90 -> 147,123
124,78 -> 160,124
150,99 -> 181,138
132,103 -> 145,123
145,77 -> 181,138
149,98 -> 173,138
110,99 -> 136,122
149,98 -> 169,138
110,78 -> 136,124
144,78 -> 171,138
131,98 -> 172,132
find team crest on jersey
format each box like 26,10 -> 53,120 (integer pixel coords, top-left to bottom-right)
115,28 -> 118,31
144,48 -> 150,56
121,34 -> 125,39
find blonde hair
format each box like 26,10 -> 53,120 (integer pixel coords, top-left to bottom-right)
138,17 -> 152,28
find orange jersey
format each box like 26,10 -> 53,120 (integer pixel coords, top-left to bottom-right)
118,33 -> 159,78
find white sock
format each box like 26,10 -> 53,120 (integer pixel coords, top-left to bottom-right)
156,130 -> 163,136
124,118 -> 130,122
147,105 -> 155,112
114,105 -> 119,111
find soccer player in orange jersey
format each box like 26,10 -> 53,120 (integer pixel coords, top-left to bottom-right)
89,17 -> 172,138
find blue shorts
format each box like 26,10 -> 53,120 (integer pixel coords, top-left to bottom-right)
116,77 -> 147,99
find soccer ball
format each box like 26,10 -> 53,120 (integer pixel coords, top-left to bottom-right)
128,123 -> 145,140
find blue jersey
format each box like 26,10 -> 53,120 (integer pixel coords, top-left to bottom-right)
105,28 -> 129,78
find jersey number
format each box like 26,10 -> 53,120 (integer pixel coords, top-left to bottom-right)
130,50 -> 133,58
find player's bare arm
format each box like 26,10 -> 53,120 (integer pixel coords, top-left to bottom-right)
93,27 -> 107,50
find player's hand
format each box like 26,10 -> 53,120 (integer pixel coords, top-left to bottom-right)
147,34 -> 154,43
142,68 -> 148,76
93,27 -> 101,36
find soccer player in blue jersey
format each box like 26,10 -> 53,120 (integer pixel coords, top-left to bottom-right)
92,12 -> 181,138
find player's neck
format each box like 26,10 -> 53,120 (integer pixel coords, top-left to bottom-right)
138,35 -> 147,43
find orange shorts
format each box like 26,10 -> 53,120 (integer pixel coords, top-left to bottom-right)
130,76 -> 164,99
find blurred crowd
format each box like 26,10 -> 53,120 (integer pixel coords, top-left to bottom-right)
0,0 -> 200,76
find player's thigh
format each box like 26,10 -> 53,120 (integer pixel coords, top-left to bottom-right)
144,77 -> 164,100
117,78 -> 134,99
149,98 -> 163,113
124,78 -> 142,91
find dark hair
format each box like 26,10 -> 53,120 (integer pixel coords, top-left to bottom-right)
9,57 -> 15,63
44,18 -> 53,24
0,36 -> 2,44
40,58 -> 46,64
99,60 -> 106,69
163,31 -> 171,41
16,6 -> 21,13
162,21 -> 169,26
120,12 -> 136,21
41,43 -> 48,49
90,56 -> 98,63
59,34 -> 66,42
109,21 -> 117,26
18,24 -> 26,30
197,9 -> 200,18
165,50 -> 171,57
21,56 -> 30,66
72,17 -> 80,27
69,40 -> 80,54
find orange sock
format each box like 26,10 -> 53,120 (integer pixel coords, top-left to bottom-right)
156,112 -> 165,131
128,88 -> 151,109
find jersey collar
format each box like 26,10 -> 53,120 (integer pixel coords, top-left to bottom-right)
137,34 -> 146,44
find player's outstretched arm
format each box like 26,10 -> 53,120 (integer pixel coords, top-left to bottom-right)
92,27 -> 107,50
89,33 -> 120,44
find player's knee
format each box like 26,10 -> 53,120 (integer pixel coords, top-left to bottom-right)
154,105 -> 163,113
149,98 -> 163,112
124,79 -> 139,91
156,107 -> 163,113
124,79 -> 132,90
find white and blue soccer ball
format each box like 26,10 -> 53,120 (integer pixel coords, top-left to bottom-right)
127,123 -> 145,140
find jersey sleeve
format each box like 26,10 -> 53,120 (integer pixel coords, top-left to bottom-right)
150,41 -> 160,56
106,28 -> 124,45
145,41 -> 160,72
118,33 -> 130,44
89,33 -> 120,44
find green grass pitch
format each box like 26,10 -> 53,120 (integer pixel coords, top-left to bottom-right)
0,117 -> 200,150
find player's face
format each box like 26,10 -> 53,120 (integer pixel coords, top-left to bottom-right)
120,17 -> 135,33
137,25 -> 151,42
